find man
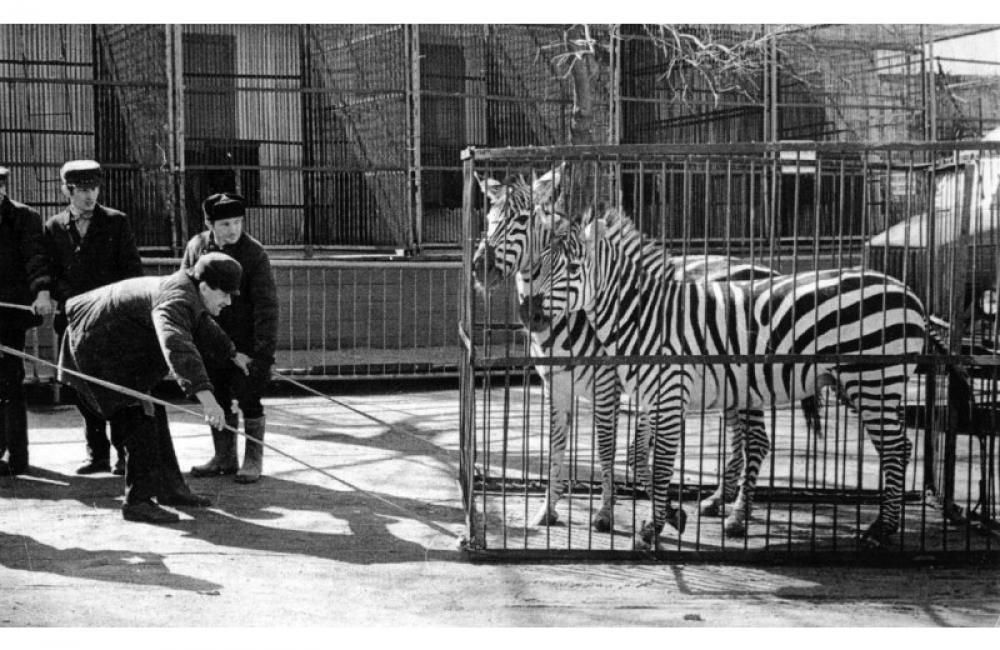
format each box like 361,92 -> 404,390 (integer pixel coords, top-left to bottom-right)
44,160 -> 144,476
0,166 -> 54,475
183,193 -> 278,484
59,253 -> 251,524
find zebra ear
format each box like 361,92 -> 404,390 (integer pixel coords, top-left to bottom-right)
584,217 -> 607,243
550,215 -> 570,237
531,162 -> 565,207
477,174 -> 505,203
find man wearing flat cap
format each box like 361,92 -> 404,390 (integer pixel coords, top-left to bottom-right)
0,166 -> 54,475
44,160 -> 144,476
59,253 -> 251,523
182,192 -> 278,484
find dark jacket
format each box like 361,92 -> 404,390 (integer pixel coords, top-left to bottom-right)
0,196 -> 51,328
59,271 -> 236,417
180,231 -> 278,364
44,203 -> 144,308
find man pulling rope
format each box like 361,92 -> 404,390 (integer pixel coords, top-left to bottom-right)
55,252 -> 250,524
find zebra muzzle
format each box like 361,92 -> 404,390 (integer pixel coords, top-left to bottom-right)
518,295 -> 551,332
472,248 -> 502,291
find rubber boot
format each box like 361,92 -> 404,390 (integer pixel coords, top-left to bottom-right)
234,416 -> 265,484
2,398 -> 29,474
190,414 -> 239,477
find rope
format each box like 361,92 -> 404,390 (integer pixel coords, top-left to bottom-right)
0,342 -> 462,542
269,372 -> 457,460
0,301 -> 36,313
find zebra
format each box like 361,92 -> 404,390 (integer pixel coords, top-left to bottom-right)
518,209 -> 929,548
473,168 -> 625,531
471,167 -> 804,533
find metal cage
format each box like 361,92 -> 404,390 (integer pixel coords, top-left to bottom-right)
459,142 -> 1000,563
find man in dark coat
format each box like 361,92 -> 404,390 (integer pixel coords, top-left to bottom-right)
59,253 -> 251,523
0,166 -> 54,475
44,160 -> 144,476
182,193 -> 278,484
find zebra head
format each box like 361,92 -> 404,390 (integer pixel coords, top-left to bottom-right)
519,211 -> 648,333
472,165 -> 563,292
518,216 -> 591,332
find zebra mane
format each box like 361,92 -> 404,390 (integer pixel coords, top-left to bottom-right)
582,207 -> 640,247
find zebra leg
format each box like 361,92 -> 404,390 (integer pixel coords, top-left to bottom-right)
590,368 -> 621,533
801,394 -> 823,438
699,411 -> 744,517
843,380 -> 911,547
529,368 -> 572,527
724,410 -> 768,538
627,409 -> 653,493
638,407 -> 687,548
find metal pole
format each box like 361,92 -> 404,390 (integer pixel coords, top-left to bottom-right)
928,25 -> 937,141
406,24 -> 423,255
299,25 -> 315,258
172,25 -> 189,251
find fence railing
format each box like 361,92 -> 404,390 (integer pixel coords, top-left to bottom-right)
22,256 -> 468,390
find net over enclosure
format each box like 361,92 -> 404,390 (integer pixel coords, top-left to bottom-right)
459,142 -> 1000,563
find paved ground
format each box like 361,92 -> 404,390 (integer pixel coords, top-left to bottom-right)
1,381 -> 999,629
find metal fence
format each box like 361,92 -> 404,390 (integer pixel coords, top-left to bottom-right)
7,24 -> 998,255
0,24 -> 581,253
459,142 -> 1000,562
22,257 -> 465,390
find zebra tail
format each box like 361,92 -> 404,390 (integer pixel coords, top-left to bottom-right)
922,315 -> 977,421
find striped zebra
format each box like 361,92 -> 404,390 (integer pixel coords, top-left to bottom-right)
518,209 -> 929,547
474,169 -> 624,531
472,168 -> 806,532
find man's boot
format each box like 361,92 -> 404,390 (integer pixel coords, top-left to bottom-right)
2,398 -> 29,475
190,414 -> 239,478
235,416 -> 265,484
117,406 -> 179,524
76,407 -> 112,474
151,404 -> 211,507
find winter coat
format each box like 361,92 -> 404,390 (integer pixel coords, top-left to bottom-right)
44,203 -> 144,307
58,270 -> 236,417
180,231 -> 278,364
0,196 -> 51,328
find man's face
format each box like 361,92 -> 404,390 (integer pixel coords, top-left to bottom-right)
0,181 -> 7,199
199,282 -> 232,317
209,216 -> 244,246
67,184 -> 100,213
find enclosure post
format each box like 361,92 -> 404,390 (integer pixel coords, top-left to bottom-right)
166,24 -> 188,254
928,26 -> 937,141
406,24 -> 423,255
299,25 -> 315,258
165,24 -> 180,254
459,148 -> 479,549
608,25 -> 620,146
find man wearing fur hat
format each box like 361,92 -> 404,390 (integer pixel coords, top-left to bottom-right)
182,192 -> 278,484
59,253 -> 251,523
44,160 -> 144,476
0,166 -> 54,475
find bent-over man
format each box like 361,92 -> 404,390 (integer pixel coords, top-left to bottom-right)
59,253 -> 250,524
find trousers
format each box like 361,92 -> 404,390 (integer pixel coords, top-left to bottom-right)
0,322 -> 28,471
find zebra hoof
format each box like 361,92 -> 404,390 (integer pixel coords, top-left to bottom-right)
859,519 -> 896,549
666,507 -> 687,534
592,508 -> 613,533
699,498 -> 724,517
638,521 -> 664,547
529,506 -> 559,527
723,514 -> 747,538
